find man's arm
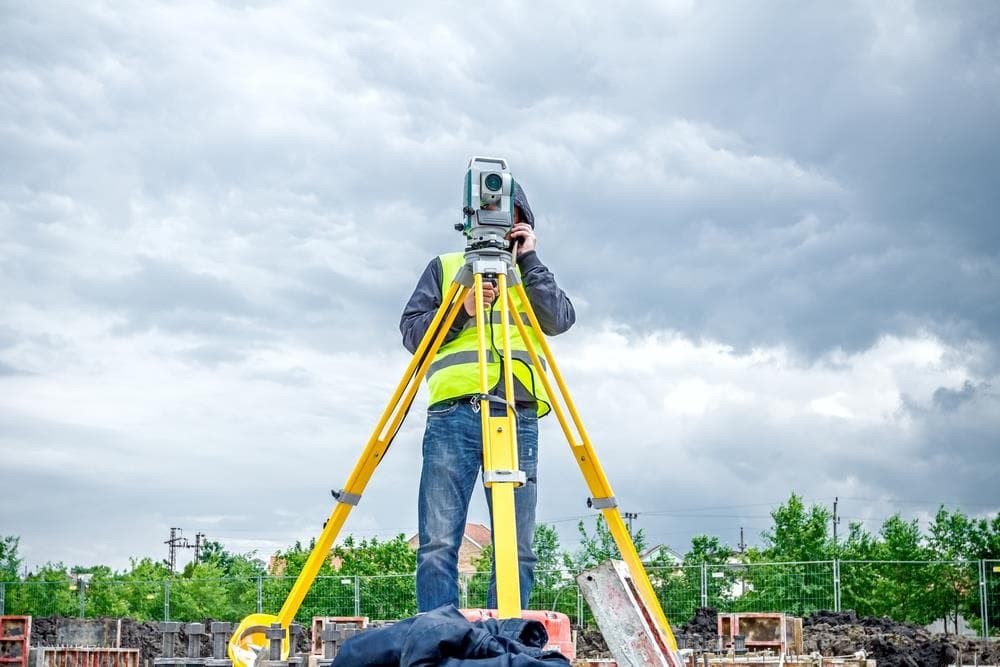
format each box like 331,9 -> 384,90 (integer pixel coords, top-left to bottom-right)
399,258 -> 473,354
517,250 -> 576,336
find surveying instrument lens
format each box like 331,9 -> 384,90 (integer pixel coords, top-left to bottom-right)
484,173 -> 503,191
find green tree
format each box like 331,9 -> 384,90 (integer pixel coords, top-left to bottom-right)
742,494 -> 835,615
972,513 -> 1000,636
0,536 -> 21,581
469,525 -> 568,612
868,514 -> 936,625
170,561 -> 230,620
80,566 -> 130,617
836,521 -> 881,616
527,524 -> 573,614
192,540 -> 264,619
927,507 -> 979,634
261,539 -> 338,622
118,557 -> 173,620
760,493 -> 833,561
651,535 -> 735,626
8,563 -> 78,617
563,516 -> 647,571
334,535 -> 417,620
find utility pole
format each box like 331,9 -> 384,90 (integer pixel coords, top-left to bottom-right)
165,528 -> 189,573
738,527 -> 746,554
192,532 -> 205,563
164,528 -> 195,572
623,512 -> 638,539
832,497 -> 841,545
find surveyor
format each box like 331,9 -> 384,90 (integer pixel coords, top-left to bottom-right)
399,180 -> 576,611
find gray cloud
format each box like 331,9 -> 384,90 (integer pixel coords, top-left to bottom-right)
1,1 -> 998,570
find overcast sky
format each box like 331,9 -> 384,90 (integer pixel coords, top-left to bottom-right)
2,1 -> 998,574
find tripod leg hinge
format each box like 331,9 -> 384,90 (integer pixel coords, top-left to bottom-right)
331,489 -> 362,506
483,470 -> 527,485
587,496 -> 618,510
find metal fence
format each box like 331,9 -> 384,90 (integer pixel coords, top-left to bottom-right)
1,560 -> 996,637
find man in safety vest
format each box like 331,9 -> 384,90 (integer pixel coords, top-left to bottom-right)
400,181 -> 576,612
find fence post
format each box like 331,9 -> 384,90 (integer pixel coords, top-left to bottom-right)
0,582 -> 5,615
164,580 -> 171,621
833,560 -> 841,612
700,564 -> 708,608
354,576 -> 360,617
980,560 -> 988,639
576,586 -> 583,627
256,576 -> 263,613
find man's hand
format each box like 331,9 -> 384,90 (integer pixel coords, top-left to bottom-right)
464,281 -> 497,316
508,222 -> 536,257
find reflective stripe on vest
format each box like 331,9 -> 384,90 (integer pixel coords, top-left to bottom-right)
426,252 -> 551,417
427,350 -> 548,378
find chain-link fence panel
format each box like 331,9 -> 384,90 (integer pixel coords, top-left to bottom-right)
646,564 -> 702,628
1,580 -> 82,617
6,558 -> 997,632
165,576 -> 263,622
259,575 -> 294,618
463,571 -> 491,610
527,569 -> 579,620
840,560 -> 981,631
83,579 -> 166,620
984,560 -> 999,637
358,574 -> 417,621
300,576 -> 358,620
723,560 -> 835,616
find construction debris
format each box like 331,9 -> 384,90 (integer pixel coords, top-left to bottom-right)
576,560 -> 683,667
19,611 -> 1000,667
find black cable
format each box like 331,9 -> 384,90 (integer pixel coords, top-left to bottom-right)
488,281 -> 550,416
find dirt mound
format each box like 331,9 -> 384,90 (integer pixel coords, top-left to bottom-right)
575,607 -> 999,666
575,626 -> 609,659
676,606 -> 718,651
803,610 -> 998,667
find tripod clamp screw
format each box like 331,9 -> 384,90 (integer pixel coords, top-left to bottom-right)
331,489 -> 362,506
587,496 -> 618,510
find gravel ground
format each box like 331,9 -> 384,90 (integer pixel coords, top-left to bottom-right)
576,608 -> 1000,666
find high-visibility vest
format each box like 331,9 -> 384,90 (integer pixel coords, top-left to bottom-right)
426,252 -> 551,416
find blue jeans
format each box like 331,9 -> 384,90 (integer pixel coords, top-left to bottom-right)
415,399 -> 538,611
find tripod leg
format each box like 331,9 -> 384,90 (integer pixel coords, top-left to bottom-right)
508,282 -> 680,651
473,272 -> 523,617
272,281 -> 470,626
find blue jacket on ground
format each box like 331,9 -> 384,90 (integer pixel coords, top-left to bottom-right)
331,604 -> 571,666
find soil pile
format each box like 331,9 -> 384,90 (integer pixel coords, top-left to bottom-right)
574,607 -> 1000,665
675,606 -> 719,651
804,610 -> 999,667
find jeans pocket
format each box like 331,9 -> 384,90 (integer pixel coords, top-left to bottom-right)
427,401 -> 462,417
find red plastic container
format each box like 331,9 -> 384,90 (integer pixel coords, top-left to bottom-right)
460,609 -> 575,660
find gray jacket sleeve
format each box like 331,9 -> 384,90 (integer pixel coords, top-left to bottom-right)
399,252 -> 576,354
399,258 -> 472,354
516,250 -> 576,336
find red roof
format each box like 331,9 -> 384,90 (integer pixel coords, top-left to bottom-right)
408,522 -> 492,549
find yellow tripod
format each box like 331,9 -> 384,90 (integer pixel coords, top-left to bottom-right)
228,254 -> 679,666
